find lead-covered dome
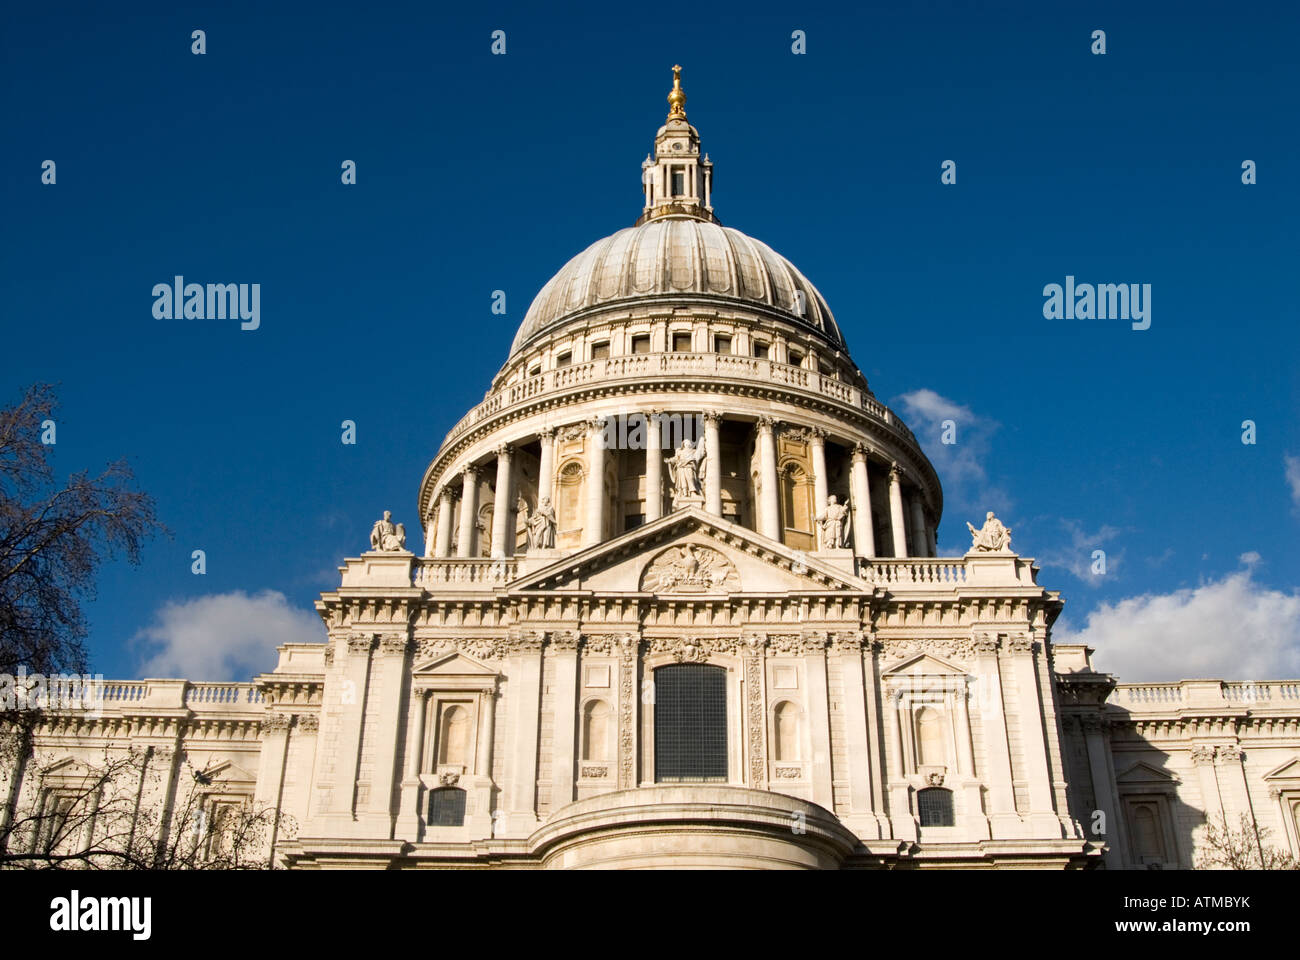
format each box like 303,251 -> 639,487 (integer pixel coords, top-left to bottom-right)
511,219 -> 843,358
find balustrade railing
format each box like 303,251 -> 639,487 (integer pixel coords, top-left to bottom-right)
414,558 -> 519,588
444,351 -> 900,446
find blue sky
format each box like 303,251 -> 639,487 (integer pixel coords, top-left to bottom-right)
3,1 -> 1298,682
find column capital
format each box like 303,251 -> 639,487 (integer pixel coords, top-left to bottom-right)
1216,743 -> 1243,764
494,443 -> 514,458
851,441 -> 870,462
539,426 -> 555,440
701,411 -> 721,426
439,486 -> 455,502
888,462 -> 903,484
1190,744 -> 1217,766
461,464 -> 479,482
808,426 -> 827,442
756,415 -> 776,430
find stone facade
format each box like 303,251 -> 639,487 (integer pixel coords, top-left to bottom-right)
3,69 -> 1298,870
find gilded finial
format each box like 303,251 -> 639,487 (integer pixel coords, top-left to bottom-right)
667,64 -> 687,119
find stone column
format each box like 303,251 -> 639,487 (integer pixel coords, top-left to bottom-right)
1083,715 -> 1125,869
434,488 -> 454,558
888,463 -> 908,558
396,690 -> 428,836
476,690 -> 496,779
583,421 -> 606,547
506,633 -> 545,832
490,445 -> 514,558
252,715 -> 292,841
810,428 -> 828,528
703,412 -> 722,516
456,466 -> 479,558
1192,744 -> 1225,826
805,639 -> 834,811
644,412 -> 663,522
537,427 -> 555,509
1007,636 -> 1063,836
833,635 -> 881,836
757,417 -> 781,540
909,495 -> 928,558
423,508 -> 436,557
974,634 -> 1019,836
327,635 -> 374,823
366,635 -> 410,827
550,633 -> 580,808
850,444 -> 874,558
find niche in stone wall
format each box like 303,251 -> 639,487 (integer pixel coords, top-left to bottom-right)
556,460 -> 585,548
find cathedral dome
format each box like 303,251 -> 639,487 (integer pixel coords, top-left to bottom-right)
510,219 -> 844,358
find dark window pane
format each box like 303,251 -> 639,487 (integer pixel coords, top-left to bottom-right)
428,788 -> 466,826
631,335 -> 651,354
917,788 -> 954,827
655,664 -> 727,782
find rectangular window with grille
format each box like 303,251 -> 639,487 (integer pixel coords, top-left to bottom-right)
654,663 -> 727,782
917,788 -> 955,827
428,788 -> 467,827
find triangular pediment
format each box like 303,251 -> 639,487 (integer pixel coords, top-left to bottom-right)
883,653 -> 967,677
197,758 -> 257,786
411,651 -> 498,677
1115,760 -> 1179,785
507,507 -> 866,595
1263,757 -> 1300,782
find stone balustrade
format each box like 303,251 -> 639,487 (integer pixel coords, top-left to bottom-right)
93,679 -> 265,712
443,352 -> 916,449
1107,679 -> 1300,710
413,557 -> 519,589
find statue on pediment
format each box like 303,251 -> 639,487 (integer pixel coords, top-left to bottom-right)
966,511 -> 1012,553
527,496 -> 557,549
816,494 -> 850,549
666,435 -> 707,505
369,510 -> 407,552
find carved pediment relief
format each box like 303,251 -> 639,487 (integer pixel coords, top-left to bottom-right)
640,544 -> 739,593
882,653 -> 968,677
509,508 -> 863,595
411,651 -> 499,677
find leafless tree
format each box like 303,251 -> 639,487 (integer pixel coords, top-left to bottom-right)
1194,812 -> 1298,870
0,382 -> 164,679
0,723 -> 293,870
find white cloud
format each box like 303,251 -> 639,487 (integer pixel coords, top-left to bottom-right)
1036,518 -> 1125,585
1285,454 -> 1300,513
133,590 -> 322,680
1055,558 -> 1300,682
894,389 -> 1009,546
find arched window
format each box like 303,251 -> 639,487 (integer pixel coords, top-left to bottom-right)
917,788 -> 954,827
654,664 -> 727,782
773,701 -> 800,762
438,704 -> 471,767
428,788 -> 466,827
915,707 -> 945,768
582,700 -> 611,761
